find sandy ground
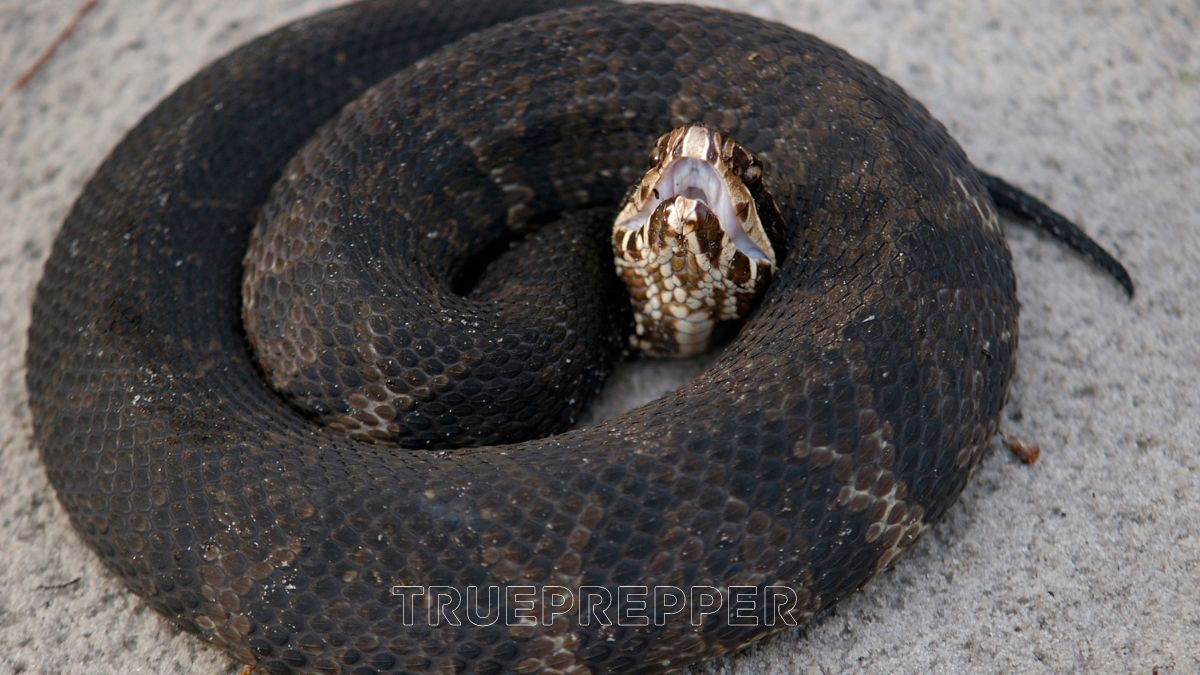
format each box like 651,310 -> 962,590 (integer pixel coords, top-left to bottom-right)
2,1 -> 1198,673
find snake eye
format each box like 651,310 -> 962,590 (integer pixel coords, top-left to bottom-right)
649,147 -> 663,167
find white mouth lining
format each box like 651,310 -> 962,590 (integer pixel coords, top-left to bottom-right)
616,158 -> 768,260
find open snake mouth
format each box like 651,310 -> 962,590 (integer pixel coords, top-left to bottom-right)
612,125 -> 782,357
614,157 -> 770,261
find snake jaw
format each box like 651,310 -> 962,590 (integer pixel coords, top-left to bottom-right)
613,125 -> 779,357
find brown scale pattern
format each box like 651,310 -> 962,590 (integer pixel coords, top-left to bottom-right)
23,1 -> 1123,673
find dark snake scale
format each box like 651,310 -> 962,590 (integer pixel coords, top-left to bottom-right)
26,1 -> 1133,673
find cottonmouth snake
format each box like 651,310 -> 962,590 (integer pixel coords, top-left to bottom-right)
26,1 -> 1133,672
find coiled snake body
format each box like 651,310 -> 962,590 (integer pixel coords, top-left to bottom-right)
26,1 -> 1132,672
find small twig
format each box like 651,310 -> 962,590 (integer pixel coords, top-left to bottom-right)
1,0 -> 100,107
35,576 -> 82,591
1006,435 -> 1042,465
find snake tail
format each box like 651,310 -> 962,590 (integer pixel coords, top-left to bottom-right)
981,171 -> 1134,296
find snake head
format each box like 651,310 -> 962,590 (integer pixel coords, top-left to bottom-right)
613,124 -> 780,357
